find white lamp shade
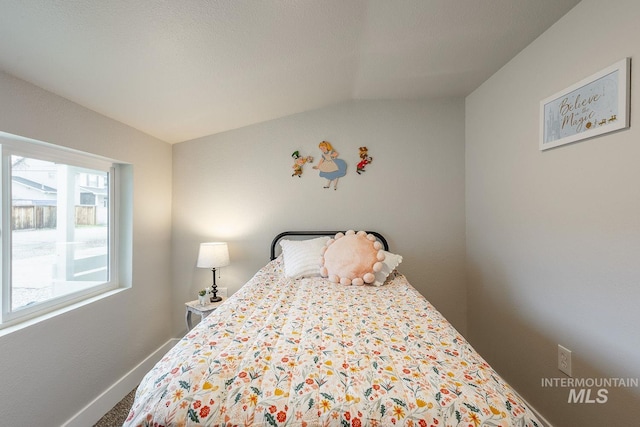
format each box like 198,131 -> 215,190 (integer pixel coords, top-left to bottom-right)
197,242 -> 230,268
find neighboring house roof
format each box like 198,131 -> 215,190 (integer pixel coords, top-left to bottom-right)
13,178 -> 108,197
79,186 -> 108,197
12,176 -> 56,193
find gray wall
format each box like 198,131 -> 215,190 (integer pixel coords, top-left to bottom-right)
171,99 -> 467,336
0,70 -> 173,426
466,0 -> 640,425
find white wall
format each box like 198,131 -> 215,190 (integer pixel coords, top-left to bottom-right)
0,71 -> 173,426
466,0 -> 640,425
172,99 -> 466,336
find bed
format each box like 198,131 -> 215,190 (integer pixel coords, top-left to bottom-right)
124,231 -> 541,427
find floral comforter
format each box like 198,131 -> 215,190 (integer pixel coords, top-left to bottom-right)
125,258 -> 541,427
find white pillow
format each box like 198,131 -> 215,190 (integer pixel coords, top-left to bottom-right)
280,236 -> 330,279
373,250 -> 403,286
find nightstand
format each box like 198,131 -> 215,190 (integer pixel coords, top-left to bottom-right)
185,298 -> 224,330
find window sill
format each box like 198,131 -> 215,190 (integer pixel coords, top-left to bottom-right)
0,287 -> 128,338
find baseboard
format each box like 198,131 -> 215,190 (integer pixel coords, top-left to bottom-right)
62,338 -> 180,427
512,389 -> 554,427
529,405 -> 554,427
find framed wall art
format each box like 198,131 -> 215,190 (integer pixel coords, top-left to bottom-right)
539,57 -> 630,151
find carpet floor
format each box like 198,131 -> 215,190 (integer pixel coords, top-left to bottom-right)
93,387 -> 136,427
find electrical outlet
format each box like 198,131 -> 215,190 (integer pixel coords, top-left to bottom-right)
558,344 -> 572,377
218,287 -> 228,298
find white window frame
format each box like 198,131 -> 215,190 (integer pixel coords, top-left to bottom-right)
0,132 -> 129,328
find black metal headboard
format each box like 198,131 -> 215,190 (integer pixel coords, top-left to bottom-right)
270,230 -> 389,260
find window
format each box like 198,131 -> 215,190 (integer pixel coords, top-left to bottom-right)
1,132 -> 131,327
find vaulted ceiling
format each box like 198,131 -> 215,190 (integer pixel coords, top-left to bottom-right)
0,0 -> 580,143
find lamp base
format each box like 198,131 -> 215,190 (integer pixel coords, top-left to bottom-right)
209,267 -> 223,302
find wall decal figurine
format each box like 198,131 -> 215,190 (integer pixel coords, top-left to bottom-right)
291,151 -> 313,177
313,140 -> 347,190
356,146 -> 372,174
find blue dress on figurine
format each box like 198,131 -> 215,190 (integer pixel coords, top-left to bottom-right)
313,141 -> 347,190
318,151 -> 347,180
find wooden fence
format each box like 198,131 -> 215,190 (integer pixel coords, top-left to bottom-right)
12,205 -> 96,230
75,206 -> 97,227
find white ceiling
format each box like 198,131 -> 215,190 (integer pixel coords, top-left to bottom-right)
0,0 -> 580,144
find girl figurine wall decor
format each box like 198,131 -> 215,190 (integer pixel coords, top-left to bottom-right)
313,140 -> 347,190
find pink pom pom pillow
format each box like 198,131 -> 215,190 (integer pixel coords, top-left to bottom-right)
320,230 -> 385,286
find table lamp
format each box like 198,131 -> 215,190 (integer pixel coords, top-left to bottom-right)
196,242 -> 230,302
